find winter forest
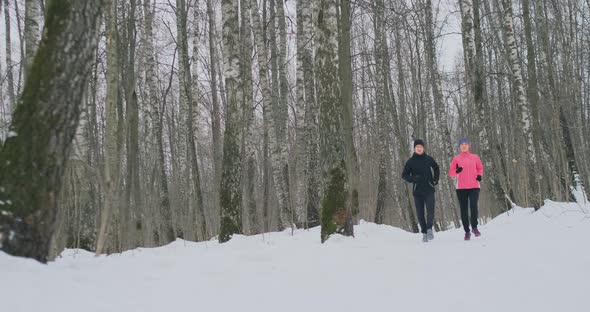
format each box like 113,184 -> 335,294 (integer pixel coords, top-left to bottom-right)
0,0 -> 589,266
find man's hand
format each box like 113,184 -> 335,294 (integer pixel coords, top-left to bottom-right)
476,175 -> 482,182
455,164 -> 463,174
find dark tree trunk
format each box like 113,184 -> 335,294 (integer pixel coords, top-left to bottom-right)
0,0 -> 105,263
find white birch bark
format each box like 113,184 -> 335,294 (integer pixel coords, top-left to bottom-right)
240,0 -> 258,235
500,0 -> 537,165
294,0 -> 307,228
275,0 -> 295,227
206,0 -> 222,223
299,0 -> 320,228
218,0 -> 243,243
250,0 -> 291,231
24,0 -> 41,74
142,0 -> 174,244
4,0 -> 16,108
317,0 -> 352,242
0,0 -> 105,262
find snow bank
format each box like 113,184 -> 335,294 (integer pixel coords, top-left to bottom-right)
1,199 -> 589,312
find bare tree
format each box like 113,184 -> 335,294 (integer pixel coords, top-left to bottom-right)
4,0 -> 16,107
24,0 -> 41,74
96,0 -> 122,255
219,0 -> 243,243
317,0 -> 353,242
500,0 -> 538,207
0,0 -> 105,262
206,0 -> 222,222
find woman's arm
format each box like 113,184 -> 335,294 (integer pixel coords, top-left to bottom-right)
448,157 -> 457,177
475,155 -> 484,176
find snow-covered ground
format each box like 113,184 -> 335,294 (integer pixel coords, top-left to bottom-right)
2,198 -> 589,312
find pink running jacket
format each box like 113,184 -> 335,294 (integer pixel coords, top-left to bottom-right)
448,152 -> 484,189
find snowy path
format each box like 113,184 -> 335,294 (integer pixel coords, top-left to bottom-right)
2,201 -> 589,312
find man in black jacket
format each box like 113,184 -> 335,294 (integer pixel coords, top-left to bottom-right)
402,139 -> 440,242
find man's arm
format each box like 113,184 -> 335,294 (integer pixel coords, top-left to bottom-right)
402,160 -> 413,183
432,157 -> 440,183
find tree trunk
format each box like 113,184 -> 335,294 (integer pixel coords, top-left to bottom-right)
13,0 -> 25,94
421,0 -> 454,224
393,21 -> 421,232
206,0 -> 222,223
142,0 -> 173,245
24,0 -> 41,75
4,0 -> 16,108
339,0 -> 358,232
176,0 -> 207,242
0,0 -> 105,263
297,0 -> 320,228
459,0 -> 512,213
522,0 -> 550,206
125,0 -> 142,249
96,0 -> 121,255
218,0 -> 243,243
373,0 -> 388,225
294,0 -> 307,228
240,0 -> 259,235
189,1 -> 208,240
317,0 -> 353,243
500,0 -> 539,208
270,0 -> 292,230
250,0 -> 290,231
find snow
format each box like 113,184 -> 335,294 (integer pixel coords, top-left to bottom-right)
2,200 -> 589,312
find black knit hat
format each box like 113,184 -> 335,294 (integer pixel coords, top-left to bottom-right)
414,139 -> 425,148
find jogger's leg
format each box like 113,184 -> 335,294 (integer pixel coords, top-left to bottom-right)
414,195 -> 427,234
469,188 -> 480,229
425,192 -> 435,230
456,189 -> 470,233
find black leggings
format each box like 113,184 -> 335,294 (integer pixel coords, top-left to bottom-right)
456,188 -> 480,233
414,192 -> 435,234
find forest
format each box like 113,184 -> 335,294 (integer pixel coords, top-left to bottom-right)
0,0 -> 589,263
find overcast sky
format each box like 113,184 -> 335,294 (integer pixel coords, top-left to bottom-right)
0,0 -> 463,81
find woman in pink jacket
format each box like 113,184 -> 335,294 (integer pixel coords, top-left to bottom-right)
448,138 -> 483,241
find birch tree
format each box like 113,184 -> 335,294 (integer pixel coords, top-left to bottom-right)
340,0 -> 359,226
142,0 -> 174,244
239,0 -> 258,235
302,2 -> 320,228
24,0 -> 41,74
125,0 -> 142,248
0,0 -> 105,262
294,0 -> 307,228
500,0 -> 538,207
219,0 -> 243,243
176,0 -> 206,241
296,0 -> 320,228
96,0 -> 121,255
4,0 -> 16,107
373,0 -> 389,225
317,0 -> 353,242
459,0 -> 511,212
206,0 -> 222,220
521,0 -> 549,202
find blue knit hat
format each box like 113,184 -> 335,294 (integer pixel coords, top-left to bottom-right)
458,138 -> 470,145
